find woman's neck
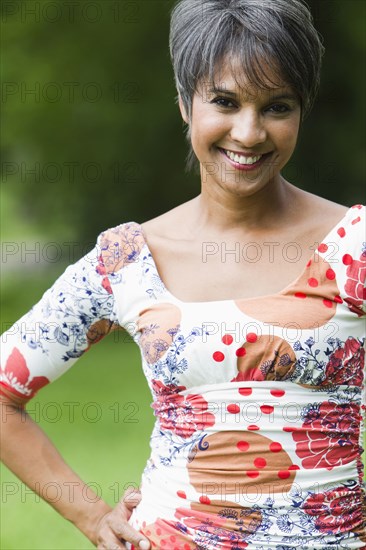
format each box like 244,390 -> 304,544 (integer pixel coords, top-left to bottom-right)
193,176 -> 297,236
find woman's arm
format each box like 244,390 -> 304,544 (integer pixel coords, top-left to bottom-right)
0,394 -> 150,549
1,397 -> 111,544
1,231 -> 151,549
0,394 -> 111,544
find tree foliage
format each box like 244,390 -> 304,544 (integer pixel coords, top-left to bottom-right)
1,0 -> 365,245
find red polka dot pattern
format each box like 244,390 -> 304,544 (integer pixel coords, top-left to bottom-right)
237,440 -> 250,452
295,292 -> 307,299
213,351 -> 225,362
236,347 -> 246,357
308,278 -> 318,287
227,404 -> 240,414
246,470 -> 259,478
326,268 -> 336,280
318,243 -> 328,253
352,216 -> 361,225
323,299 -> 333,308
334,295 -> 343,303
246,333 -> 258,343
260,405 -> 274,414
177,490 -> 186,499
254,457 -> 267,468
188,431 -> 297,503
343,254 -> 353,265
239,387 -> 252,396
337,227 -> 346,237
199,495 -> 211,505
248,424 -> 260,431
270,389 -> 285,397
278,470 -> 291,479
270,442 -> 283,452
222,334 -> 233,345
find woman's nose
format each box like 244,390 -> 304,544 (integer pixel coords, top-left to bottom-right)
230,109 -> 267,147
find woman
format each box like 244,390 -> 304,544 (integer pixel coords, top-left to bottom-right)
1,0 -> 365,548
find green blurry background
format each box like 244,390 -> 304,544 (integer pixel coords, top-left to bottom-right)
1,0 -> 365,548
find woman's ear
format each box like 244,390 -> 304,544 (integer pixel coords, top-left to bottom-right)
178,95 -> 189,124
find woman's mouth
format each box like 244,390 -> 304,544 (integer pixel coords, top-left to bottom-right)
218,148 -> 272,170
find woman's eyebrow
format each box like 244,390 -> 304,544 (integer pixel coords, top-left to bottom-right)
207,86 -> 237,96
269,93 -> 299,101
207,86 -> 298,102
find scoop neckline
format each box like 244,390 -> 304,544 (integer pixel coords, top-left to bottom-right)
135,207 -> 355,305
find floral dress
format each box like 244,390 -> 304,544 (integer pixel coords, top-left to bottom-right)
1,205 -> 365,549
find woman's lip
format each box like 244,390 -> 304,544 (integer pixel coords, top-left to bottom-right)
218,148 -> 272,170
219,147 -> 268,157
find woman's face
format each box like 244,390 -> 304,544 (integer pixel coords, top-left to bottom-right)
180,63 -> 301,198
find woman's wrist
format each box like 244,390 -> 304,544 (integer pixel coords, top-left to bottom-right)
69,497 -> 113,545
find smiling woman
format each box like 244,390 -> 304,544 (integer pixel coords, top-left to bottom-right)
182,71 -> 302,197
170,0 -> 324,172
1,1 -> 365,549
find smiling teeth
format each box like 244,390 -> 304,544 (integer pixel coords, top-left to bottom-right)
225,150 -> 263,165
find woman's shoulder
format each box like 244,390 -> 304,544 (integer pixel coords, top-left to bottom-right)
294,189 -> 362,230
299,190 -> 348,215
96,221 -> 147,274
140,199 -> 197,240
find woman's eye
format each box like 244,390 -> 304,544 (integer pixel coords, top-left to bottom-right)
211,97 -> 235,108
267,103 -> 291,114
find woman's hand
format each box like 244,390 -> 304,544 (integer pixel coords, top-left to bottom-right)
95,487 -> 150,550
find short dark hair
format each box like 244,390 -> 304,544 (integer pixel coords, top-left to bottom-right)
169,0 -> 325,171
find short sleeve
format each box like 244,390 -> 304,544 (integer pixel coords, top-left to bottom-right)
0,231 -> 120,404
339,205 -> 366,316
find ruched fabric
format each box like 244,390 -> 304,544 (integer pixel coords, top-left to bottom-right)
1,205 -> 365,548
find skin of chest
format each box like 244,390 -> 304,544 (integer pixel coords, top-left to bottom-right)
147,233 -> 324,302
